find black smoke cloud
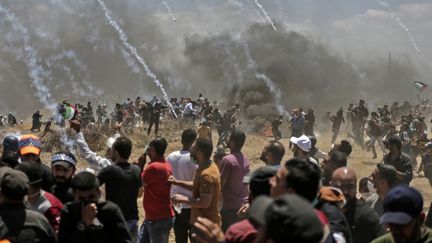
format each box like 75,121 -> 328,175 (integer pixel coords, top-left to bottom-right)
181,23 -> 422,120
0,0 -> 425,121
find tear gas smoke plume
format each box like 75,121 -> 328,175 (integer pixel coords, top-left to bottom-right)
0,0 -> 428,123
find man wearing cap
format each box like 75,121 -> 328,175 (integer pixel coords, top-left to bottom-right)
16,162 -> 63,234
70,121 -> 115,173
368,163 -> 399,216
383,136 -> 413,184
259,141 -> 285,169
219,129 -> 250,231
0,168 -> 56,242
98,137 -> 141,241
18,134 -> 54,191
50,151 -> 77,204
292,135 -> 319,164
330,167 -> 385,243
251,194 -> 324,243
58,171 -> 131,243
1,135 -> 19,168
290,135 -> 318,165
372,186 -> 432,243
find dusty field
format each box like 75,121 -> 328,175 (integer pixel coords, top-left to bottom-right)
2,122 -> 432,242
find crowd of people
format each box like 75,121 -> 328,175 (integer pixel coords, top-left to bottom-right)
1,95 -> 432,243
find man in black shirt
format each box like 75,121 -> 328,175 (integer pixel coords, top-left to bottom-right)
331,167 -> 385,243
383,136 -> 413,184
147,102 -> 163,136
98,136 -> 141,240
0,168 -> 56,242
51,151 -> 77,204
58,171 -> 131,243
271,116 -> 283,140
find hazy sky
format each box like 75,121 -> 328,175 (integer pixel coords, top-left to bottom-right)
0,0 -> 431,115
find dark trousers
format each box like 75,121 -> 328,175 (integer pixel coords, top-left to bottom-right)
221,209 -> 239,232
147,118 -> 160,135
174,209 -> 191,243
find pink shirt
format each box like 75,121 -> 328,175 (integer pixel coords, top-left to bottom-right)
219,153 -> 250,210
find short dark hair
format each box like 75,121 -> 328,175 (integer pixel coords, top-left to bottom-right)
230,129 -> 246,149
112,137 -> 132,159
338,140 -> 352,156
181,129 -> 197,146
377,163 -> 398,187
386,136 -> 402,150
267,141 -> 285,162
149,137 -> 168,156
195,138 -> 213,160
328,150 -> 347,168
284,158 -> 321,202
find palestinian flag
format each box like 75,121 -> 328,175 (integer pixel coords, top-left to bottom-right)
413,81 -> 428,92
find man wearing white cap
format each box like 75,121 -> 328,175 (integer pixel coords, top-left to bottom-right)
290,135 -> 318,166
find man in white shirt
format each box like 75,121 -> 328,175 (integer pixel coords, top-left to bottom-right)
182,99 -> 197,121
70,121 -> 119,173
166,129 -> 198,243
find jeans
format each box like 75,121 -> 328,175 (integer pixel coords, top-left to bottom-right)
138,218 -> 174,243
173,209 -> 191,243
126,219 -> 138,242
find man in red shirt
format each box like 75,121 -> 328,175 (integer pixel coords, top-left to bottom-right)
139,138 -> 175,243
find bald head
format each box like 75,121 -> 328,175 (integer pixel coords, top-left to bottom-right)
330,167 -> 357,202
331,167 -> 357,183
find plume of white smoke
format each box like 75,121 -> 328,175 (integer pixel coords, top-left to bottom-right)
253,0 -> 277,31
45,50 -> 104,98
162,1 -> 177,22
0,4 -> 76,150
96,0 -> 177,117
0,4 -> 56,110
376,0 -> 422,55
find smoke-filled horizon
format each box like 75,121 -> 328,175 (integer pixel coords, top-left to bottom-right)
0,0 -> 430,120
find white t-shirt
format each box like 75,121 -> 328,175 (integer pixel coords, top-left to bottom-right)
167,150 -> 198,209
183,103 -> 196,116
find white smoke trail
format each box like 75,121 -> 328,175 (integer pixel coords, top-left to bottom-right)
376,0 -> 421,55
242,41 -> 289,116
45,50 -> 104,98
96,0 -> 177,117
0,5 -> 57,110
162,1 -> 177,22
256,73 -> 288,116
253,0 -> 277,31
0,5 -> 75,151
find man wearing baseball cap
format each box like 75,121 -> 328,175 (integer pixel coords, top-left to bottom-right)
372,186 -> 432,243
290,135 -> 318,166
50,151 -> 77,204
18,134 -> 54,191
250,194 -> 323,243
0,168 -> 56,242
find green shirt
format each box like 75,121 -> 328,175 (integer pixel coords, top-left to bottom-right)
371,227 -> 432,243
